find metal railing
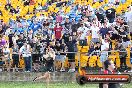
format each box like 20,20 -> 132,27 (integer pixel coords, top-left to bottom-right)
0,50 -> 131,72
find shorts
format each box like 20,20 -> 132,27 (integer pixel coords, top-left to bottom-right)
45,59 -> 54,72
67,53 -> 75,62
55,55 -> 66,62
12,54 -> 19,67
100,53 -> 107,63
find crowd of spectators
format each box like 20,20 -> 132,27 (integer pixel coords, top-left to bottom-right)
0,0 -> 132,72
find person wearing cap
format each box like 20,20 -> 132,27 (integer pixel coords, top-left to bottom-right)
64,16 -> 71,32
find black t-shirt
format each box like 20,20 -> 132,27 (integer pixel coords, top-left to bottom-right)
64,22 -> 71,30
95,46 -> 101,51
96,13 -> 104,23
16,39 -> 24,49
76,23 -> 81,29
106,8 -> 116,18
110,34 -> 120,40
71,23 -> 78,32
67,40 -> 77,52
62,33 -> 70,43
55,45 -> 63,51
119,31 -> 126,35
8,34 -> 13,43
55,45 -> 65,55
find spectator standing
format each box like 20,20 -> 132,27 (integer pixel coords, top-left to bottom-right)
19,42 -> 32,72
56,12 -> 63,23
64,17 -> 72,33
54,22 -> 63,41
94,42 -> 101,55
54,42 -> 66,71
16,34 -> 25,49
12,44 -> 19,72
67,36 -> 77,72
90,21 -> 100,44
99,23 -> 110,39
106,4 -> 116,23
3,44 -> 10,72
62,30 -> 70,45
77,23 -> 89,46
100,38 -> 109,70
8,30 -> 14,48
88,43 -> 95,56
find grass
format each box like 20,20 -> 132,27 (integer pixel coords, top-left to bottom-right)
0,82 -> 132,88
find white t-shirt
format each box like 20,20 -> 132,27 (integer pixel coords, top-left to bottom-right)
91,26 -> 100,38
12,36 -> 17,45
101,39 -> 109,55
3,48 -> 10,54
78,26 -> 90,40
20,45 -> 31,57
101,39 -> 109,51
